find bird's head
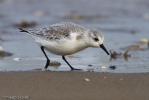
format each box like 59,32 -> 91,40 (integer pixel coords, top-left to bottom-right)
87,29 -> 109,55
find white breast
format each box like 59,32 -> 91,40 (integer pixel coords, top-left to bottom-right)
34,32 -> 88,55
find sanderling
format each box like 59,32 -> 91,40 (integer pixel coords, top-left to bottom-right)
19,22 -> 109,70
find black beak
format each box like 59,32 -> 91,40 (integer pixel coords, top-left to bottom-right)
100,44 -> 109,55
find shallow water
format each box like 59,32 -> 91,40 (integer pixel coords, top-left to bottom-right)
0,0 -> 149,73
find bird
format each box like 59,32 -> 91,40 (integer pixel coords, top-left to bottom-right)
19,22 -> 109,70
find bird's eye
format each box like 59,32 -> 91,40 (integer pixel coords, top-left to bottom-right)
94,38 -> 99,41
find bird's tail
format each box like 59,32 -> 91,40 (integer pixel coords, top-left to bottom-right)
19,28 -> 46,43
18,28 -> 36,38
18,28 -> 30,33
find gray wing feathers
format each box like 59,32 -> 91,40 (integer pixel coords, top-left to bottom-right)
19,22 -> 86,41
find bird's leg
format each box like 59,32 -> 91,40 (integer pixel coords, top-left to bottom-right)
41,46 -> 50,69
62,56 -> 81,70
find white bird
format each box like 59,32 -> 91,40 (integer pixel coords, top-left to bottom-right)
19,22 -> 109,70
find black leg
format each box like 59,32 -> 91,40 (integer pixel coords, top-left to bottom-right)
62,56 -> 81,70
41,46 -> 50,69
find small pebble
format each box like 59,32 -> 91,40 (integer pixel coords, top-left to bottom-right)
84,78 -> 90,82
14,58 -> 21,61
88,64 -> 93,67
104,77 -> 106,79
140,38 -> 148,44
0,46 -> 3,52
109,65 -> 116,69
101,66 -> 106,69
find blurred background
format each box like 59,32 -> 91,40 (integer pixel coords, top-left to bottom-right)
0,0 -> 148,73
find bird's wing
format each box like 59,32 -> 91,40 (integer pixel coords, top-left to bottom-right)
19,22 -> 87,41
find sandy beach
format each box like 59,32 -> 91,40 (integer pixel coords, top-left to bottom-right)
0,0 -> 149,100
0,71 -> 149,100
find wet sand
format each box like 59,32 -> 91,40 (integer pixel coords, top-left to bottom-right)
0,71 -> 149,100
